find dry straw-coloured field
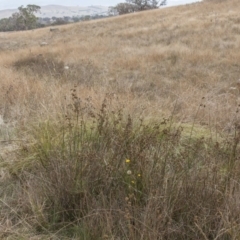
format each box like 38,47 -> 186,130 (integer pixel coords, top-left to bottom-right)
1,0 -> 240,239
0,0 -> 240,131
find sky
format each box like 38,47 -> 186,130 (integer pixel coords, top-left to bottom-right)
0,0 -> 201,10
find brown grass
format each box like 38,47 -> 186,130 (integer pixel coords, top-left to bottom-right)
1,0 -> 240,238
0,0 -> 239,128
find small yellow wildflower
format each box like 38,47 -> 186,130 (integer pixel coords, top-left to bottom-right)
125,159 -> 131,163
131,181 -> 135,184
138,174 -> 141,177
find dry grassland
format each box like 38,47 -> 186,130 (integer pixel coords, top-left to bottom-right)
0,0 -> 239,131
0,0 -> 240,238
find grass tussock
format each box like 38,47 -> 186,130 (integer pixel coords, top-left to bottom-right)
1,89 -> 240,239
13,55 -> 100,86
14,54 -> 65,79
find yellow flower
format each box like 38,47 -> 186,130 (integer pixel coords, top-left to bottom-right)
125,159 -> 131,163
138,174 -> 141,177
131,181 -> 135,184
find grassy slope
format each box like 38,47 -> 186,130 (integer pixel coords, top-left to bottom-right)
0,0 -> 240,239
0,0 -> 240,130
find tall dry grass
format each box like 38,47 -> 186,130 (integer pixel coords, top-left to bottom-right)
0,0 -> 240,238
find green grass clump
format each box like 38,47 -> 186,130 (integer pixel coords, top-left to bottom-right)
2,89 -> 240,240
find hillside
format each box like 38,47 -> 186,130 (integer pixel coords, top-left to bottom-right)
0,0 -> 239,129
0,0 -> 240,238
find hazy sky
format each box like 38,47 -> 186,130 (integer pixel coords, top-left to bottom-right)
0,0 -> 201,10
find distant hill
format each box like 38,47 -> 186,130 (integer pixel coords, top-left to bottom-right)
0,5 -> 109,19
